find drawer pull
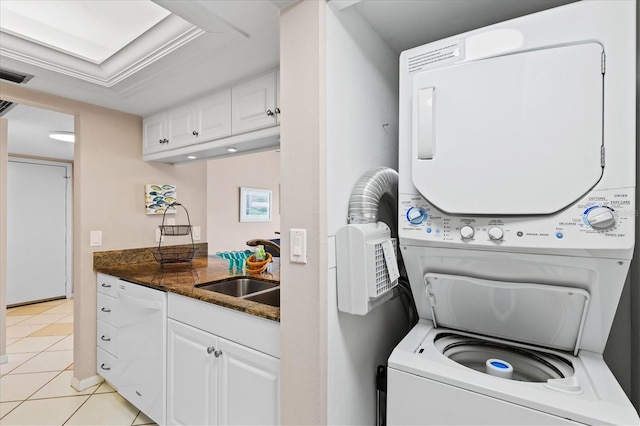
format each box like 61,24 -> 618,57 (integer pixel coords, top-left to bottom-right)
101,307 -> 111,313
101,283 -> 112,288
101,335 -> 111,342
101,364 -> 111,371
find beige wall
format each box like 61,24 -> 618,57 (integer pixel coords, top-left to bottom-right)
206,150 -> 280,254
280,2 -> 328,424
0,82 -> 207,387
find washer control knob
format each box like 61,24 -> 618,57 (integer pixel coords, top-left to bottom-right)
406,207 -> 428,225
586,207 -> 615,229
460,226 -> 474,239
488,227 -> 504,240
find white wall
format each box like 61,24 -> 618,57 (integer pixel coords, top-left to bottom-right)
326,5 -> 412,425
206,150 -> 280,254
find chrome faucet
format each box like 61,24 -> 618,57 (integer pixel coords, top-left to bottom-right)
246,239 -> 280,257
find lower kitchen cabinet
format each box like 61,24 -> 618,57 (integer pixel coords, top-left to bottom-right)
167,318 -> 280,426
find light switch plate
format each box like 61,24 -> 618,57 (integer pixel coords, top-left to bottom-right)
290,228 -> 307,264
155,228 -> 161,243
90,230 -> 102,247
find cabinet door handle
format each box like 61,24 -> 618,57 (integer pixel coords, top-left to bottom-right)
274,107 -> 281,114
101,307 -> 111,313
207,346 -> 215,354
101,335 -> 111,342
100,364 -> 111,371
214,350 -> 223,358
266,109 -> 274,116
101,283 -> 111,288
192,130 -> 199,136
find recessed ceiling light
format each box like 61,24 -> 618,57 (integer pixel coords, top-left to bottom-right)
227,147 -> 238,153
49,131 -> 74,142
187,155 -> 197,160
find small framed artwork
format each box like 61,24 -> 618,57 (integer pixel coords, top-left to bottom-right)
145,184 -> 177,215
240,187 -> 272,222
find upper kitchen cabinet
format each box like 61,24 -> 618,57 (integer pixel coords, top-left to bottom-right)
168,89 -> 232,148
143,111 -> 168,155
231,72 -> 279,134
143,89 -> 232,155
143,70 -> 280,163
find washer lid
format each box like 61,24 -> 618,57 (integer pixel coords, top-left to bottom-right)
425,273 -> 590,355
411,42 -> 604,215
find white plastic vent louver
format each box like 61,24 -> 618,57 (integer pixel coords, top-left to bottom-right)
373,238 -> 398,297
336,222 -> 399,315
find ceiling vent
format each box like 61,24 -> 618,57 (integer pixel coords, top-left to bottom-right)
0,68 -> 33,84
0,99 -> 17,116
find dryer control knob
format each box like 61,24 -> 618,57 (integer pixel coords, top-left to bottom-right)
406,207 -> 428,225
586,207 -> 615,229
488,226 -> 504,240
460,226 -> 474,239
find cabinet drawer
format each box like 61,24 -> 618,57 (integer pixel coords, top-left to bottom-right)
97,293 -> 117,325
97,273 -> 119,297
97,347 -> 119,387
97,320 -> 117,355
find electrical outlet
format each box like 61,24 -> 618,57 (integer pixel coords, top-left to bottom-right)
155,228 -> 161,242
192,226 -> 201,241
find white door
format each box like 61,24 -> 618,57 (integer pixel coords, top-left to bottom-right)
167,319 -> 219,426
231,72 -> 277,134
142,112 -> 167,155
197,89 -> 232,142
7,159 -> 70,305
411,43 -> 604,215
217,337 -> 280,425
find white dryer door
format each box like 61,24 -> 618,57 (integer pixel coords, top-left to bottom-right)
411,43 -> 603,215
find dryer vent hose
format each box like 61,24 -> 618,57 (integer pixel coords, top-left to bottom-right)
347,166 -> 398,224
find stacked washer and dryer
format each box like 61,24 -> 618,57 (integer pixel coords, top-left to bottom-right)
388,1 -> 638,424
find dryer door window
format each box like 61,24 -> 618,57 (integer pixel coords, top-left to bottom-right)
411,43 -> 603,215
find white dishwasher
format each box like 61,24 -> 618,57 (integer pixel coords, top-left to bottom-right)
116,280 -> 166,425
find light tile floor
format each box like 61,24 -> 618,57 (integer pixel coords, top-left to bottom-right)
1,299 -> 156,426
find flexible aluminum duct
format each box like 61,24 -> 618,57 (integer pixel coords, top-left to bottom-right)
347,166 -> 398,224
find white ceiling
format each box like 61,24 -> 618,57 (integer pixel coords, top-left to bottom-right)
0,0 -> 576,161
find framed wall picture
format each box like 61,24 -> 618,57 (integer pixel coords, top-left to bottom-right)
145,184 -> 176,215
240,187 -> 272,222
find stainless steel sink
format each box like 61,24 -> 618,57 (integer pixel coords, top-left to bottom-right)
196,278 -> 278,297
243,288 -> 280,307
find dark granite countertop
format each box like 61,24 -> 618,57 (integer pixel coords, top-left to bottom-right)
94,245 -> 280,322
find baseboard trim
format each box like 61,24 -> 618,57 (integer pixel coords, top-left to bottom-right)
0,353 -> 8,365
71,374 -> 104,392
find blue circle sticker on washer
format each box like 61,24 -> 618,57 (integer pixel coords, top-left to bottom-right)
490,361 -> 510,369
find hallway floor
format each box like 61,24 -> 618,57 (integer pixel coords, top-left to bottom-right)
1,298 -> 155,425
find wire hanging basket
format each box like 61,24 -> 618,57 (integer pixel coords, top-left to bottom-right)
153,202 -> 198,266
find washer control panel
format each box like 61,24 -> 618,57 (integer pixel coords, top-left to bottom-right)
399,188 -> 635,250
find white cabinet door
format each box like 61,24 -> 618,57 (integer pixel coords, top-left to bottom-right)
167,104 -> 197,149
276,69 -> 281,125
167,319 -> 219,426
198,89 -> 232,141
143,112 -> 168,154
232,72 -> 277,134
217,338 -> 280,426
